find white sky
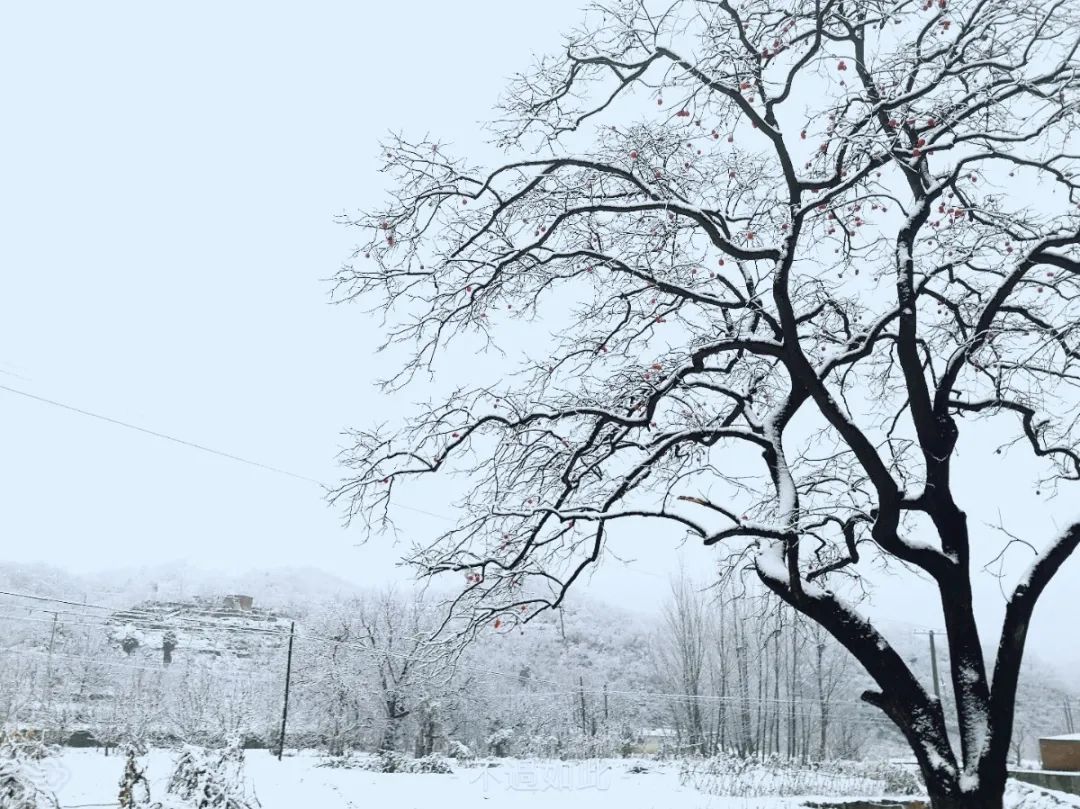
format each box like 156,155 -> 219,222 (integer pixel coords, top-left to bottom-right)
1,1 -> 1078,675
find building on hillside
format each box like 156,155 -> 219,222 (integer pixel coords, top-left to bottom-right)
106,594 -> 284,661
223,594 -> 254,611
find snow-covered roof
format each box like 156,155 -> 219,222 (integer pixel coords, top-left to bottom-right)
1041,734 -> 1080,742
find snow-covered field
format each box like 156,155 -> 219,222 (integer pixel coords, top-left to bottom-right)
35,749 -> 1080,809
49,751 -> 784,808
47,752 -> 710,808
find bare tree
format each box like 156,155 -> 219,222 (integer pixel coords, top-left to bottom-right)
350,590 -> 445,754
809,621 -> 851,759
295,604 -> 372,755
333,1 -> 1080,806
654,572 -> 709,753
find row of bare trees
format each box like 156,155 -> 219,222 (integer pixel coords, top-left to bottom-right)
654,571 -> 879,760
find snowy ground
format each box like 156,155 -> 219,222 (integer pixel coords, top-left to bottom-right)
34,749 -> 1080,809
49,751 -> 795,809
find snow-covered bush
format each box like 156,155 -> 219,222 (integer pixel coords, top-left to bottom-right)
320,750 -> 452,774
359,752 -> 453,774
158,744 -> 260,809
0,730 -> 63,807
0,738 -> 61,809
0,740 -> 49,764
0,760 -> 61,809
315,754 -> 369,770
0,761 -> 60,809
118,744 -> 153,809
518,734 -> 559,759
445,741 -> 473,761
485,727 -> 514,758
411,755 -> 453,774
680,755 -> 923,799
826,760 -> 924,796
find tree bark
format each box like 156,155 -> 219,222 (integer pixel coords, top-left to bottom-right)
924,793 -> 1003,809
759,522 -> 1080,809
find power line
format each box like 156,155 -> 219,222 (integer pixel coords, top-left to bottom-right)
0,383 -> 325,486
0,592 -> 293,640
0,648 -> 280,683
0,591 -> 299,627
0,382 -> 455,522
0,594 -> 287,631
0,587 -> 286,621
0,361 -> 30,382
0,590 -> 119,612
0,610 -> 287,645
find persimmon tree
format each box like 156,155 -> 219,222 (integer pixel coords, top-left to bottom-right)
332,1 -> 1080,806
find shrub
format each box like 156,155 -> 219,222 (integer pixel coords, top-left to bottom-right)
445,741 -> 473,761
158,743 -> 260,809
118,745 -> 153,809
360,752 -> 453,774
680,755 -> 924,799
315,755 -> 367,770
0,742 -> 61,809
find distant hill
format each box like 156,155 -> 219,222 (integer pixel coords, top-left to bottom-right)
0,560 -> 364,667
0,560 -> 361,611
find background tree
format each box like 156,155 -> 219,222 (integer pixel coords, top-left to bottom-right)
809,621 -> 852,761
354,589 -> 444,754
162,631 -> 177,667
293,603 -> 371,755
293,589 -> 451,755
653,572 -> 709,753
334,0 -> 1080,806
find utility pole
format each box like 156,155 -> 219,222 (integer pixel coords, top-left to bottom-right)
43,611 -> 59,717
276,622 -> 295,761
916,629 -> 943,701
578,676 -> 588,735
928,630 -> 942,701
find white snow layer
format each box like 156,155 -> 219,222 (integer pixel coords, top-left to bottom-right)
44,749 -> 1080,809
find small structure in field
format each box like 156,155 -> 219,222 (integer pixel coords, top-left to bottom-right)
630,728 -> 679,756
223,594 -> 254,611
1040,734 -> 1080,772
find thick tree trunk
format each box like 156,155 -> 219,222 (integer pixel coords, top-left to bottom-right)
924,782 -> 1003,809
380,694 -> 406,753
926,794 -> 1002,809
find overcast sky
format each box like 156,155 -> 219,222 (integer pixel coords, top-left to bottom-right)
2,1 -> 1078,674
